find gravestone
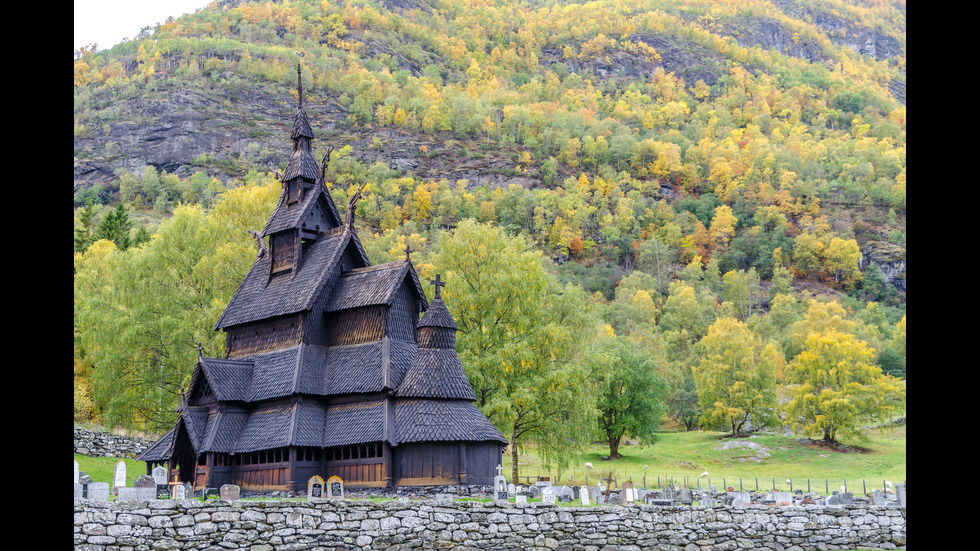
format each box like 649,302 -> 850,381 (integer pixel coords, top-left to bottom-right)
516,494 -> 527,504
608,492 -> 621,505
579,486 -> 590,506
557,486 -> 574,502
530,486 -> 540,499
133,475 -> 157,501
871,489 -> 885,506
771,491 -> 794,505
327,475 -> 344,500
74,483 -> 83,499
152,466 -> 168,486
731,492 -> 752,508
542,486 -> 556,505
74,460 -> 79,484
494,466 -> 508,502
134,475 -> 155,489
172,482 -> 186,500
840,492 -> 853,505
88,482 -> 110,502
308,476 -> 325,502
112,460 -> 127,493
220,484 -> 241,502
623,481 -> 635,504
895,484 -> 906,507
507,483 -> 516,497
826,494 -> 840,506
535,476 -> 552,488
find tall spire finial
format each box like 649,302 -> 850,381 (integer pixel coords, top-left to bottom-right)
297,63 -> 303,108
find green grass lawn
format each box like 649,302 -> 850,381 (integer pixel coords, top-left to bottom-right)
75,454 -> 144,487
503,424 -> 906,494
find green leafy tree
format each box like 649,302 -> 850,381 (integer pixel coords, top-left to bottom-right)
74,180 -> 279,429
668,366 -> 701,431
784,329 -> 905,443
433,220 -> 597,481
586,334 -> 669,458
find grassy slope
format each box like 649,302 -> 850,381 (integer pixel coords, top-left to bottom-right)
503,424 -> 906,493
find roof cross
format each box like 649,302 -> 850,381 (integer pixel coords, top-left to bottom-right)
429,274 -> 446,300
405,244 -> 413,261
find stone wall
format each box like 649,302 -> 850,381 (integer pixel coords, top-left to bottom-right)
74,428 -> 154,459
73,498 -> 906,550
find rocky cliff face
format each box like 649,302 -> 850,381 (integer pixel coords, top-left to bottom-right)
860,242 -> 907,292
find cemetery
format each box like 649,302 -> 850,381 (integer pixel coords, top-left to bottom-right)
76,448 -> 905,549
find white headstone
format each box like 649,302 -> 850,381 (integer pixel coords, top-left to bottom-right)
579,486 -> 590,506
113,460 -> 127,491
493,465 -> 508,501
542,486 -> 556,505
515,494 -> 527,504
173,483 -> 186,500
152,466 -> 168,486
74,460 -> 80,484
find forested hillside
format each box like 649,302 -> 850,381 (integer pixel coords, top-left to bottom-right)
74,0 -> 906,465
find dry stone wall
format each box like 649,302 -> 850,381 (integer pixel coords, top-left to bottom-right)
73,497 -> 906,550
74,428 -> 154,459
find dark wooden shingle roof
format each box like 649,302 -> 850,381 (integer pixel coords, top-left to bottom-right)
326,260 -> 427,312
395,400 -> 506,444
417,298 -> 457,330
396,349 -> 475,400
215,229 -> 350,329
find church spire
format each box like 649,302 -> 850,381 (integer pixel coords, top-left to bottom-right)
283,62 -> 317,182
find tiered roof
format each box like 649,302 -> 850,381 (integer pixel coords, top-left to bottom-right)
138,68 -> 506,470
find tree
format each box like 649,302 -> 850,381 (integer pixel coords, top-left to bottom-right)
668,367 -> 701,431
74,179 -> 279,430
96,204 -> 133,250
693,317 -> 778,437
784,329 -> 905,444
586,334 -> 669,458
433,220 -> 596,481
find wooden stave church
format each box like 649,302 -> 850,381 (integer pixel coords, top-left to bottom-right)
137,73 -> 507,492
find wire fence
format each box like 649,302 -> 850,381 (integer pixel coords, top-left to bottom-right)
515,474 -> 903,496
